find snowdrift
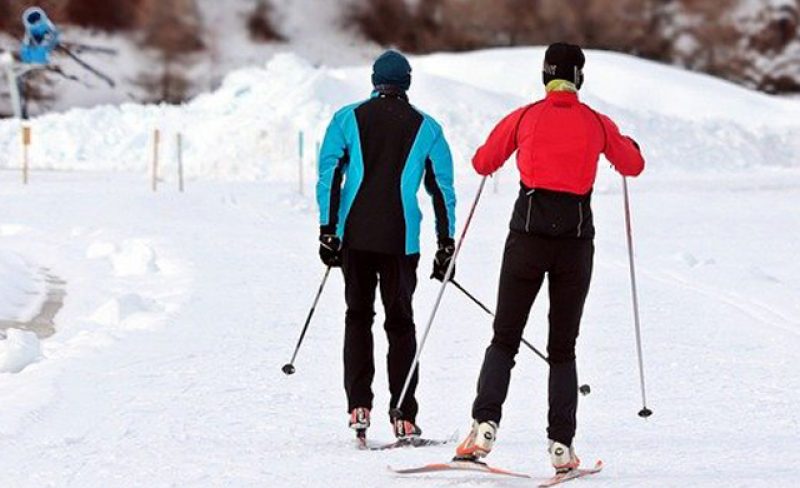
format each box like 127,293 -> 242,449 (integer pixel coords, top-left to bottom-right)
0,250 -> 46,323
1,48 -> 799,181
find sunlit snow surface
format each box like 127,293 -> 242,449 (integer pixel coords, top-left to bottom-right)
0,49 -> 799,486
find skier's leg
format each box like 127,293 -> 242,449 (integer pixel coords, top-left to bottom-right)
546,239 -> 594,446
378,252 -> 420,422
342,249 -> 379,413
472,232 -> 550,424
17,74 -> 29,120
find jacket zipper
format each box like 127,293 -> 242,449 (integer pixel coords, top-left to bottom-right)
577,202 -> 584,238
525,189 -> 534,233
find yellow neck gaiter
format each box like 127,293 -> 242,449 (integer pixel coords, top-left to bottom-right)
546,79 -> 578,93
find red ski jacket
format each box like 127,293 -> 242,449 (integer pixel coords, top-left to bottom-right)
473,91 -> 644,195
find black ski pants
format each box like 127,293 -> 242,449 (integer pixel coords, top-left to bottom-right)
342,248 -> 420,422
472,231 -> 593,446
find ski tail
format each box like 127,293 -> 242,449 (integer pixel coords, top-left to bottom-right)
538,460 -> 604,487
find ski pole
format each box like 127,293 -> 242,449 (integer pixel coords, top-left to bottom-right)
450,279 -> 547,362
390,177 -> 488,420
622,177 -> 652,418
450,278 -> 591,396
282,266 -> 332,376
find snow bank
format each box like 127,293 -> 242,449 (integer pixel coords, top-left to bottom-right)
0,251 -> 45,322
1,48 -> 799,180
0,329 -> 42,374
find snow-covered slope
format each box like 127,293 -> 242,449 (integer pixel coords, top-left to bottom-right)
2,48 -> 800,181
1,0 -> 378,116
0,48 -> 799,487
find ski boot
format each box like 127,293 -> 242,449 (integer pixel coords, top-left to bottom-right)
349,407 -> 370,445
454,420 -> 498,460
549,440 -> 581,474
392,418 -> 422,440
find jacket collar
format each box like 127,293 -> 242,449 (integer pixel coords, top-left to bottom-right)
545,90 -> 579,103
372,85 -> 409,101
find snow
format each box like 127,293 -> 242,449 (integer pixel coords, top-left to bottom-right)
0,47 -> 799,486
0,328 -> 42,373
0,250 -> 45,322
2,48 -> 799,183
1,0 -> 378,116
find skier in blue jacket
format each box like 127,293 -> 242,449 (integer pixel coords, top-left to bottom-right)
316,50 -> 457,442
19,7 -> 60,65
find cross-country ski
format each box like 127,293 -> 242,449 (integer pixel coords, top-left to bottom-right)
389,458 -> 531,479
538,460 -> 604,487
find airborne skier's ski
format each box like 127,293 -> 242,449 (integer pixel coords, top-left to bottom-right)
538,460 -> 604,487
389,457 -> 531,478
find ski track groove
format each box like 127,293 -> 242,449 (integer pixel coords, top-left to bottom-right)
614,261 -> 800,338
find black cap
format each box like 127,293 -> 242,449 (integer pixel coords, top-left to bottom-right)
543,43 -> 585,89
372,50 -> 412,92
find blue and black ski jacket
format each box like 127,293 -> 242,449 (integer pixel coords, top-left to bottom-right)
317,90 -> 456,256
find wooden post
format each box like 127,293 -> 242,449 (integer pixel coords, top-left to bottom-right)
177,132 -> 184,193
21,124 -> 31,185
298,130 -> 305,196
152,129 -> 160,192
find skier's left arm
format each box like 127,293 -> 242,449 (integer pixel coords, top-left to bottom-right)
423,123 -> 456,246
472,106 -> 528,176
316,114 -> 349,235
599,114 -> 645,177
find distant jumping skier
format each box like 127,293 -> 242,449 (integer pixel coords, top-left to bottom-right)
316,50 -> 457,442
454,43 -> 645,474
19,7 -> 60,65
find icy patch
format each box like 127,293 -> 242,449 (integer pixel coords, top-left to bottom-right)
110,240 -> 159,276
91,293 -> 164,326
0,329 -> 42,373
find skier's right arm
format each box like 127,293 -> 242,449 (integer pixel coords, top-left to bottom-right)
472,106 -> 529,176
316,115 -> 349,235
599,114 -> 645,177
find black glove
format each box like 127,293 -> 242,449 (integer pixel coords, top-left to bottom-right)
431,238 -> 455,282
319,234 -> 342,268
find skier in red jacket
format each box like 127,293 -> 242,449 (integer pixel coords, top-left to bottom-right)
455,43 -> 645,475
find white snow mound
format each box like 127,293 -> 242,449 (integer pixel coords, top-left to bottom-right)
1,48 -> 798,180
0,329 -> 42,374
110,240 -> 159,277
0,252 -> 46,322
91,293 -> 163,326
